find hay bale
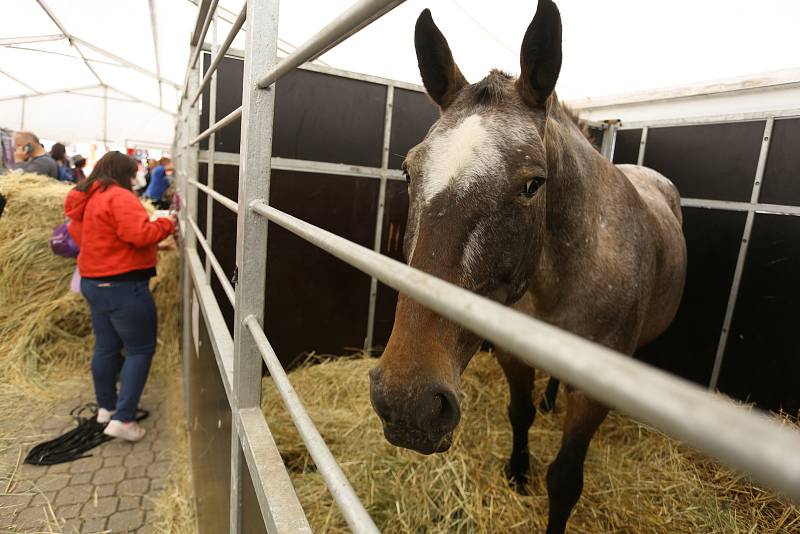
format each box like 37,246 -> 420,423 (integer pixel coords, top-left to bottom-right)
0,173 -> 181,387
262,354 -> 800,533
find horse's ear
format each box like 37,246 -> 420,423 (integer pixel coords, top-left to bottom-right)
517,0 -> 562,108
415,9 -> 468,110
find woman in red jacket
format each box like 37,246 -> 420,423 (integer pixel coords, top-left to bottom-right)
65,151 -> 175,441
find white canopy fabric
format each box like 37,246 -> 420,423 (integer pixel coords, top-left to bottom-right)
1,0 -> 798,148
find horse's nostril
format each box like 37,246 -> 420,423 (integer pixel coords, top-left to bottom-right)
419,386 -> 461,433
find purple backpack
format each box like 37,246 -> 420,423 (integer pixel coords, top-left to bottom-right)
50,221 -> 80,258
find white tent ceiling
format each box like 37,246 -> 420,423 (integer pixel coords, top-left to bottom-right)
2,0 -> 798,148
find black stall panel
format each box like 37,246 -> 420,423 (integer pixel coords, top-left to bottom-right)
272,69 -> 386,167
644,121 -> 764,201
637,207 -> 746,384
195,163 -> 239,336
388,88 -> 438,169
612,129 -> 641,165
718,214 -> 800,414
200,53 -> 244,152
264,170 -> 379,365
373,180 -> 410,348
760,118 -> 800,207
189,314 -> 232,534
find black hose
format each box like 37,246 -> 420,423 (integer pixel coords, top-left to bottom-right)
24,403 -> 149,466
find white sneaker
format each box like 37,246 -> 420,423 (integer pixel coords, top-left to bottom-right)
103,420 -> 146,442
97,408 -> 115,424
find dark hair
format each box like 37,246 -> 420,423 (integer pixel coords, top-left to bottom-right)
51,142 -> 67,163
77,151 -> 137,192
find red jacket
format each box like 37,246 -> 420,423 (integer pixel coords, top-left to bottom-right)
65,182 -> 175,278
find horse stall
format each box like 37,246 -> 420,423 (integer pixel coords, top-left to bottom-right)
173,1 -> 800,533
575,76 -> 800,414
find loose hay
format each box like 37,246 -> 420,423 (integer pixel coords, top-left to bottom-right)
262,355 -> 800,533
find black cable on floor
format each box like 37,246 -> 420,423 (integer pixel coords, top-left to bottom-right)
24,403 -> 149,466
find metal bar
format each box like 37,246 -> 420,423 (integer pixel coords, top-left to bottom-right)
636,126 -> 648,166
200,150 -> 404,181
618,110 -> 800,130
256,0 -> 407,89
188,179 -> 239,214
0,68 -> 41,94
102,85 -> 108,146
188,0 -> 221,69
244,317 -> 380,533
20,96 -> 25,129
230,0 -> 279,530
191,3 -> 246,106
709,118 -> 775,390
599,120 -> 619,160
71,37 -> 181,89
189,0 -> 213,45
250,199 -> 800,502
104,84 -> 176,116
4,45 -> 121,66
0,84 -> 102,103
191,106 -> 242,145
32,0 -> 103,85
147,0 -> 164,109
271,156 -> 405,180
205,13 -> 220,280
365,84 -> 394,351
680,198 -> 800,216
0,34 -> 63,46
237,408 -> 312,533
187,215 -> 236,305
187,247 -> 234,401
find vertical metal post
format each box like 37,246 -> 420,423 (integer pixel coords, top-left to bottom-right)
180,52 -> 201,419
364,84 -> 394,352
205,14 -> 219,280
708,117 -> 774,390
599,120 -> 619,161
103,85 -> 108,148
20,96 -> 25,130
637,126 -> 649,166
230,0 -> 279,531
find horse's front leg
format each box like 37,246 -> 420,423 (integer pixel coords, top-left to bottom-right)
546,389 -> 608,534
496,350 -> 536,493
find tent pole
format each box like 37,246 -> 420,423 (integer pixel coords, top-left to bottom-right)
33,0 -> 104,85
20,96 -> 25,130
103,85 -> 108,148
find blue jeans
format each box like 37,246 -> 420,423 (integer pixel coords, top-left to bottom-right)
80,278 -> 157,422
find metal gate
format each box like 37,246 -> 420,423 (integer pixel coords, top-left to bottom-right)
172,1 -> 800,532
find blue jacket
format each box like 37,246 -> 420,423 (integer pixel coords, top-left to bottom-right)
144,165 -> 169,200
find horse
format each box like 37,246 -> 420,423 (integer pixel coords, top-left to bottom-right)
368,1 -> 688,532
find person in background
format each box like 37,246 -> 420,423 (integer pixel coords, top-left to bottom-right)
64,151 -> 176,441
142,157 -> 171,208
72,155 -> 87,183
13,131 -> 58,179
51,142 -> 74,182
136,158 -> 158,197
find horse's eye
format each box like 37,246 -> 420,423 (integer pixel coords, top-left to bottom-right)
522,177 -> 546,198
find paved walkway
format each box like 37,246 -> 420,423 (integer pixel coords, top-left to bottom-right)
0,378 -> 176,534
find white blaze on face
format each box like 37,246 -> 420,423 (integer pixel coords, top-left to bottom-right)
421,114 -> 500,202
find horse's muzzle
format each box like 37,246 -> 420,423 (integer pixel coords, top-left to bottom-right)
381,423 -> 453,455
369,365 -> 461,455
